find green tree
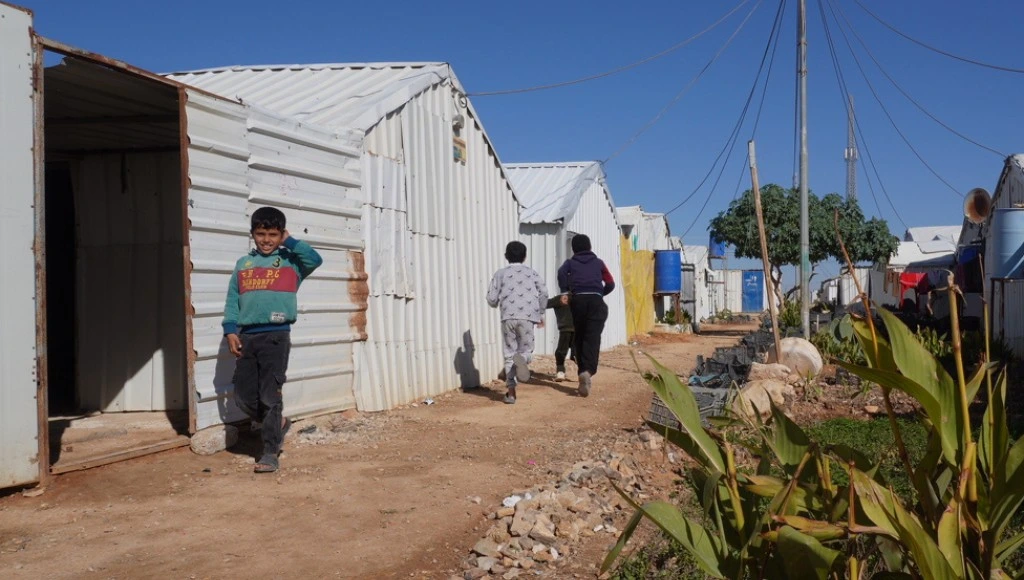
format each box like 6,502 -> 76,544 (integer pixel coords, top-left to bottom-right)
709,185 -> 898,302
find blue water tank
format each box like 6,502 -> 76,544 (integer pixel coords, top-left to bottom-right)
654,250 -> 682,294
709,234 -> 727,258
741,270 -> 765,312
990,208 -> 1024,278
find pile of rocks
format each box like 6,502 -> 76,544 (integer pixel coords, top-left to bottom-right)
454,433 -> 665,579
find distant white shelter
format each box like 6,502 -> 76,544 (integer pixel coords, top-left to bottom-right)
171,63 -> 522,411
682,245 -> 713,323
617,206 -> 672,251
505,162 -> 628,354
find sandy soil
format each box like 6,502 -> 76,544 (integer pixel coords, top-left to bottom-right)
0,324 -> 755,580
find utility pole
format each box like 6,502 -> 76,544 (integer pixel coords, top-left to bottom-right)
798,0 -> 810,339
844,94 -> 858,202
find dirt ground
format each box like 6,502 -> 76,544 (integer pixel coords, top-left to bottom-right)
0,323 -> 755,579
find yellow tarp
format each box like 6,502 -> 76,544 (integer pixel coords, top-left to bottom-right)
621,238 -> 655,338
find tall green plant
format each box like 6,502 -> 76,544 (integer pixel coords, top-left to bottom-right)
606,284 -> 1024,578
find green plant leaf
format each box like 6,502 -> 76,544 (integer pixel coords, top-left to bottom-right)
851,316 -> 896,371
875,536 -> 907,574
744,475 -> 825,513
990,434 -> 1024,538
853,468 -> 958,580
835,359 -> 958,466
965,362 -> 995,409
829,444 -> 879,477
602,485 -> 730,578
937,496 -> 966,577
913,431 -> 945,506
981,367 -> 1008,489
995,529 -> 1024,563
769,402 -> 811,469
600,507 -> 644,575
776,525 -> 843,580
851,469 -> 900,538
701,471 -> 725,514
876,308 -> 964,462
643,355 -> 726,474
773,515 -> 847,541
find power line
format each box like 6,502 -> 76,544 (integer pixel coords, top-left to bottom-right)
677,0 -> 788,238
661,0 -> 782,217
467,0 -> 751,97
852,0 -> 1024,75
602,0 -> 763,164
833,2 -> 1004,158
824,0 -> 963,199
817,0 -> 908,229
734,0 -> 788,200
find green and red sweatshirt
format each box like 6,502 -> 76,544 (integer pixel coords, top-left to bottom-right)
222,237 -> 323,336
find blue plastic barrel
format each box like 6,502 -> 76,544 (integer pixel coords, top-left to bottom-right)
654,250 -> 682,294
990,208 -> 1024,278
741,270 -> 765,312
709,234 -> 727,258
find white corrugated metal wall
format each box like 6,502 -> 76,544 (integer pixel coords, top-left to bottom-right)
0,3 -> 41,487
683,246 -> 712,322
72,152 -> 187,412
992,279 -> 1024,358
838,268 -> 872,306
520,222 -> 565,354
185,92 -> 366,430
984,157 -> 1024,354
356,84 -> 519,411
564,181 -> 628,349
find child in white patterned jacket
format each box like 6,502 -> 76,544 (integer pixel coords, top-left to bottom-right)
486,241 -> 548,404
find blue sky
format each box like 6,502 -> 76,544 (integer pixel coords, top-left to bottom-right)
21,0 -> 1024,281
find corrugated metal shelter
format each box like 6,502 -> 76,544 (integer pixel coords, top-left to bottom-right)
682,245 -> 712,323
967,155 -> 1024,356
904,226 -> 962,245
1,4 -> 367,488
617,206 -> 672,251
505,162 -> 627,353
169,63 -> 521,411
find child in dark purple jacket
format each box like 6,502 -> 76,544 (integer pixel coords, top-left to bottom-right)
557,235 -> 616,397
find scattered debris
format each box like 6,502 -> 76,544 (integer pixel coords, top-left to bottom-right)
455,427 -> 666,578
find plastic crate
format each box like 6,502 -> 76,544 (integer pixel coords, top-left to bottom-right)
648,387 -> 730,429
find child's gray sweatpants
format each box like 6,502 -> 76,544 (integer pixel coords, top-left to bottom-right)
502,319 -> 535,385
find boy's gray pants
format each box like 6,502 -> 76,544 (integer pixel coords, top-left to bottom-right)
502,319 -> 535,385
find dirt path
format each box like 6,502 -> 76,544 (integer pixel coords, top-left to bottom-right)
0,325 -> 754,579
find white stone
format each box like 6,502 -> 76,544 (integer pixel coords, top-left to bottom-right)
766,337 -> 824,378
189,425 -> 238,456
747,362 -> 800,384
734,379 -> 795,421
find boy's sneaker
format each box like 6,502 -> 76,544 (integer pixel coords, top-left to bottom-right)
512,354 -> 531,383
555,371 -> 566,382
578,371 -> 592,397
503,385 -> 517,404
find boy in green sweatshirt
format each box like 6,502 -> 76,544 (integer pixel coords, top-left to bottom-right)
223,207 -> 323,473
